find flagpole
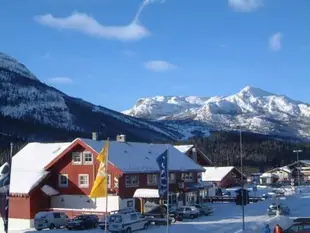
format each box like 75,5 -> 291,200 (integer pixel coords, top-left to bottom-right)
105,138 -> 109,233
166,145 -> 169,233
4,142 -> 13,233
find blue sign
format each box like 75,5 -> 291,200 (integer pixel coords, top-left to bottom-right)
156,150 -> 168,199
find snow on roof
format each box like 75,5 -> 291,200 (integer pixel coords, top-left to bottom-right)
133,189 -> 159,198
174,145 -> 194,153
81,139 -> 204,173
5,142 -> 72,194
41,185 -> 60,196
201,166 -> 235,182
300,160 -> 310,165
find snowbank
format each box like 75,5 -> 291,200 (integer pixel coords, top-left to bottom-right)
239,215 -> 293,233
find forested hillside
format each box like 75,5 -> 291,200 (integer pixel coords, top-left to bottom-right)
176,131 -> 310,173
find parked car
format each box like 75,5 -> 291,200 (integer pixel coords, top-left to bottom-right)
34,211 -> 69,231
108,209 -> 148,233
284,218 -> 310,233
222,191 -> 231,197
194,204 -> 213,216
66,214 -> 99,230
175,206 -> 200,219
267,203 -> 290,216
143,205 -> 183,223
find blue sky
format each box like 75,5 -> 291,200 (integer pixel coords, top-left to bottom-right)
1,0 -> 310,111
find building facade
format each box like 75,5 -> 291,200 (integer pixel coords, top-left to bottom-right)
3,135 -> 205,230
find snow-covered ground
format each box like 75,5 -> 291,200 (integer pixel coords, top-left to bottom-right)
8,186 -> 310,233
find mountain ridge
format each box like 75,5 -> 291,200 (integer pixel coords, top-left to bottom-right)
123,86 -> 310,140
0,52 -> 187,144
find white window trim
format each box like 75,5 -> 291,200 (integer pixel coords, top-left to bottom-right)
72,152 -> 82,165
83,152 -> 93,165
108,174 -> 111,189
125,175 -> 139,188
170,173 -> 176,184
58,174 -> 68,188
182,172 -> 193,182
78,174 -> 89,188
147,174 -> 158,186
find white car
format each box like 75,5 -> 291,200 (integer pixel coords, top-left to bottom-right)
175,206 -> 200,219
34,211 -> 69,231
108,209 -> 148,233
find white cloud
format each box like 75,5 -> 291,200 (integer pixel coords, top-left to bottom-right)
123,50 -> 136,56
47,77 -> 73,84
269,32 -> 283,52
228,0 -> 263,12
144,60 -> 177,72
34,13 -> 150,41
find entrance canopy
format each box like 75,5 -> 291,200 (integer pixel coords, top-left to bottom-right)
133,189 -> 159,198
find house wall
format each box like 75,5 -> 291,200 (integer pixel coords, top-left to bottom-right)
118,172 -> 199,199
219,169 -> 243,188
46,144 -> 122,196
271,170 -> 290,181
186,149 -> 211,166
50,194 -> 134,212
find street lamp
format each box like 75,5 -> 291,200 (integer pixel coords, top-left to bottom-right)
239,129 -> 245,231
293,149 -> 303,189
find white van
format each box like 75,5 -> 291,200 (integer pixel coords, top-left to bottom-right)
108,209 -> 148,233
34,211 -> 69,231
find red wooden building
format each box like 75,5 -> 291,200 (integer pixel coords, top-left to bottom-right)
1,135 -> 205,230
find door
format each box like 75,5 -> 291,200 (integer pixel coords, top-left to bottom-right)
53,212 -> 62,227
129,213 -> 139,230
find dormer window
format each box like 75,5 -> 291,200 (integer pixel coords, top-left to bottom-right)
72,152 -> 82,165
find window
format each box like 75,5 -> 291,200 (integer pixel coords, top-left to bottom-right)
72,152 -> 82,164
147,174 -> 158,185
181,172 -> 193,182
58,174 -> 68,187
108,174 -> 111,188
130,214 -> 137,221
78,174 -> 89,188
53,213 -> 61,218
127,200 -> 133,208
125,175 -> 139,187
114,177 -> 119,188
83,152 -> 93,164
170,173 -> 176,183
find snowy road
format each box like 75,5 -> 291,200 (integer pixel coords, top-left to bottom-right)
10,188 -> 310,233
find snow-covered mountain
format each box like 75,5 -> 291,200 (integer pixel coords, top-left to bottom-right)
0,52 -> 184,143
123,86 -> 310,140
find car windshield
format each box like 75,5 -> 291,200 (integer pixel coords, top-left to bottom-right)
109,215 -> 122,223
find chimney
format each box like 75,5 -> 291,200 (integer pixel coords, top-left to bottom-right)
116,134 -> 126,142
92,132 -> 98,141
192,147 -> 197,163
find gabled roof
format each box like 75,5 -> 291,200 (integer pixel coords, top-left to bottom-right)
174,145 -> 194,153
3,138 -> 205,195
81,138 -> 205,173
287,160 -> 310,169
0,141 -> 72,195
201,166 -> 235,182
174,145 -> 213,165
268,166 -> 292,174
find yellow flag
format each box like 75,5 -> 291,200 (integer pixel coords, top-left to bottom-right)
89,140 -> 109,198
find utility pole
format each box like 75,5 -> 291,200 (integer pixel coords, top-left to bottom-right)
293,149 -> 303,191
240,129 -> 245,231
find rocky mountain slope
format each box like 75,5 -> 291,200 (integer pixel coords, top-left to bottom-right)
123,86 -> 310,140
0,52 -> 184,144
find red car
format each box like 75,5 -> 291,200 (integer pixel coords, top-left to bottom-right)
284,218 -> 310,233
